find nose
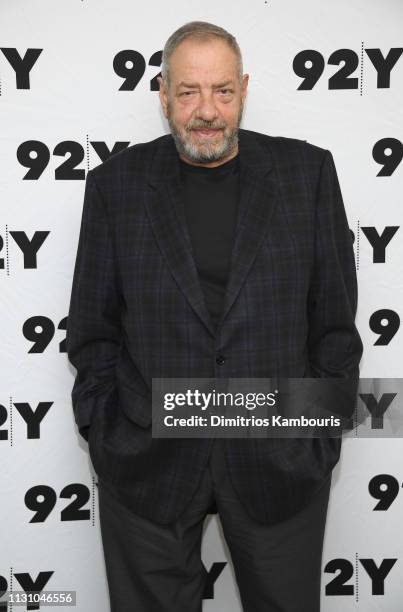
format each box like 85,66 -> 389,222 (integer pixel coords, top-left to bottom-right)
195,91 -> 219,123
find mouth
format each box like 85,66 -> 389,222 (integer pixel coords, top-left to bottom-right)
192,128 -> 222,137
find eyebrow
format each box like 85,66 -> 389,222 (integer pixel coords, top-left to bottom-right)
177,80 -> 234,89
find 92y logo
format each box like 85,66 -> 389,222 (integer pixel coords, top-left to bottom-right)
0,401 -> 52,442
325,558 -> 397,597
0,572 -> 54,612
25,484 -> 91,523
373,138 -> 403,176
0,230 -> 48,271
114,49 -> 162,90
17,141 -> 130,179
1,47 -> 163,91
0,48 -> 42,88
369,474 -> 403,510
293,47 -> 403,89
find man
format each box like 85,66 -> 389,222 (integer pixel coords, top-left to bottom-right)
66,21 -> 363,612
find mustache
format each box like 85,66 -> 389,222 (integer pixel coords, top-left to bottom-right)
186,123 -> 226,131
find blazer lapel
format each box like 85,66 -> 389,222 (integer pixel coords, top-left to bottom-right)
145,129 -> 279,337
145,144 -> 216,335
217,146 -> 279,332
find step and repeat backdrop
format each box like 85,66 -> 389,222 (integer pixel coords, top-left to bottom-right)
1,1 -> 402,610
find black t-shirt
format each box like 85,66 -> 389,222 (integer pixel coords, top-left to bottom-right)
179,152 -> 240,333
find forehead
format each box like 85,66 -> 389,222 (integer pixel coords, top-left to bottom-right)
168,37 -> 238,83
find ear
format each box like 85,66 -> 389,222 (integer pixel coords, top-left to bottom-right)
157,76 -> 168,118
241,74 -> 249,102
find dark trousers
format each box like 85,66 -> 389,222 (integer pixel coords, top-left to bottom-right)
97,438 -> 332,612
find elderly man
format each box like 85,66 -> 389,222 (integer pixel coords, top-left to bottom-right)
66,20 -> 363,612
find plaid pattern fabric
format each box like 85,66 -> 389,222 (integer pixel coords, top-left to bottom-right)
66,129 -> 363,525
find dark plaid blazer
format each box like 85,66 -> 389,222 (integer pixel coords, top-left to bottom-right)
66,128 -> 363,525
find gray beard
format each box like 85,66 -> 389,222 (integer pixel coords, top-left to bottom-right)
167,101 -> 243,164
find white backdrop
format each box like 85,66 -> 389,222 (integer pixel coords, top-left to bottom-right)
1,1 -> 403,610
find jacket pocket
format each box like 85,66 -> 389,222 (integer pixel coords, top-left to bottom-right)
117,380 -> 152,428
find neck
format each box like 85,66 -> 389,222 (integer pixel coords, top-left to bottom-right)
179,146 -> 239,169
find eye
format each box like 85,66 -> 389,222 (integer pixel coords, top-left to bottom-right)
219,89 -> 232,95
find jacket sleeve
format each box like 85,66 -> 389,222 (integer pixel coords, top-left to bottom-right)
66,170 -> 122,440
306,149 -> 364,420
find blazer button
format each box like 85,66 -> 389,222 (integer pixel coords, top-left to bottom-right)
216,354 -> 226,365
